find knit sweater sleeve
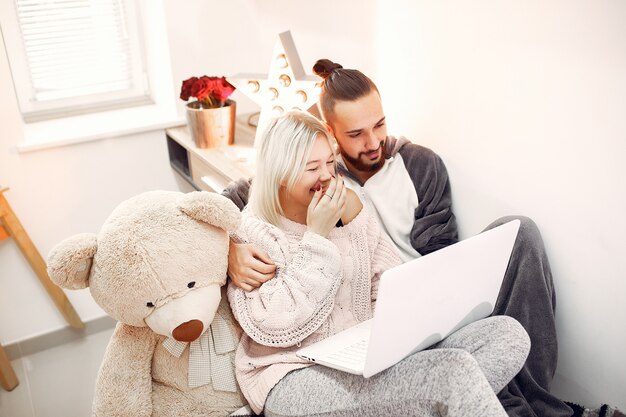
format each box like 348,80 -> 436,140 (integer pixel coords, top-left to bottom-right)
227,216 -> 343,347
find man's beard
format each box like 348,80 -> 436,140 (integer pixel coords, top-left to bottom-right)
340,140 -> 386,173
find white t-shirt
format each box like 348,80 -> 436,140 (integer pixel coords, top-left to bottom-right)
342,156 -> 421,262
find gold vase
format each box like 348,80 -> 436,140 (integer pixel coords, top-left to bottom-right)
186,99 -> 236,148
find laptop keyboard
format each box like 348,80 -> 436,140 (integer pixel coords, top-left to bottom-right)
326,338 -> 369,368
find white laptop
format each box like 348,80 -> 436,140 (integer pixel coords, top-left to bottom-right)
296,219 -> 520,378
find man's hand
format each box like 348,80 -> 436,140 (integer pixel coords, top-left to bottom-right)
228,239 -> 276,291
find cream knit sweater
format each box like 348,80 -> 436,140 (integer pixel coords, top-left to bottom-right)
227,208 -> 402,414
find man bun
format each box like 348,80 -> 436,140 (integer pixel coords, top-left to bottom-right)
312,58 -> 378,121
313,59 -> 343,79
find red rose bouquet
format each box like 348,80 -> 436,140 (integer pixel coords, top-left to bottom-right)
180,76 -> 235,108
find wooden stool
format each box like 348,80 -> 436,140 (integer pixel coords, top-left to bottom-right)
0,187 -> 85,391
0,343 -> 17,391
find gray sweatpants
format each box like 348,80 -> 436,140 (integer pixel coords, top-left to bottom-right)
264,316 -> 530,417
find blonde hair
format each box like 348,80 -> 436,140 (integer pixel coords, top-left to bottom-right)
248,111 -> 337,226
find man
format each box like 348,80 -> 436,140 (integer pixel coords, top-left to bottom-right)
222,59 -> 573,417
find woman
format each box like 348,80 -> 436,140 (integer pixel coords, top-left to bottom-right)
227,110 -> 530,417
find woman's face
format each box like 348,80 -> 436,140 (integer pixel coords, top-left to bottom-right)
281,134 -> 336,212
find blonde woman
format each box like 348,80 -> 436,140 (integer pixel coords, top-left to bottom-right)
226,111 -> 530,417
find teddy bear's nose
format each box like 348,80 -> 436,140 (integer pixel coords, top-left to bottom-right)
172,319 -> 204,342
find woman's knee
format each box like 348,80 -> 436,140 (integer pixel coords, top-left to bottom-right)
489,315 -> 531,367
500,315 -> 530,346
483,315 -> 529,346
430,350 -> 507,414
435,349 -> 484,389
485,316 -> 531,382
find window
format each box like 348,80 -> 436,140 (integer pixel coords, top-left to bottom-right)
0,0 -> 152,122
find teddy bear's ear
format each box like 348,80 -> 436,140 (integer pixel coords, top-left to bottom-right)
47,233 -> 98,290
178,191 -> 241,232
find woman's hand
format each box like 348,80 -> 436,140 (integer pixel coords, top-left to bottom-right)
306,176 -> 347,237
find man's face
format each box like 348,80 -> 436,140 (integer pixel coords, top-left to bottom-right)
328,90 -> 387,178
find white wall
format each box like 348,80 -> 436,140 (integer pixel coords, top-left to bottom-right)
1,0 -> 623,410
374,0 -> 626,409
163,0 -> 379,117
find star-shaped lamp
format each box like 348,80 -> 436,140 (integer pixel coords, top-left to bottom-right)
227,31 -> 321,142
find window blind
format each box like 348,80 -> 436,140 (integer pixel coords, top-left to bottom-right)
1,0 -> 151,121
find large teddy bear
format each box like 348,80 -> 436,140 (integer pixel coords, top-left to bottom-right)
47,191 -> 247,416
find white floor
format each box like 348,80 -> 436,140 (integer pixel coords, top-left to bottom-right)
0,327 -> 114,417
